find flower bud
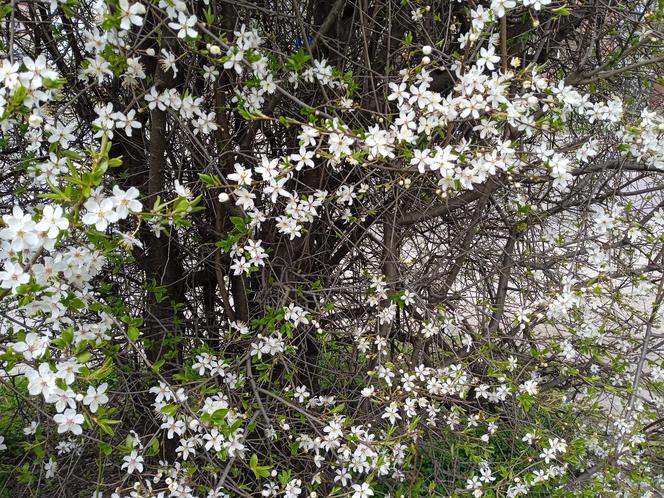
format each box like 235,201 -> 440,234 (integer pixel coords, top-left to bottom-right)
28,114 -> 43,128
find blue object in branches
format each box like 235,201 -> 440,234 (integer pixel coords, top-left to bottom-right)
293,36 -> 314,51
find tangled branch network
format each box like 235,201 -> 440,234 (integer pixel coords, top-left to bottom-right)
0,0 -> 664,497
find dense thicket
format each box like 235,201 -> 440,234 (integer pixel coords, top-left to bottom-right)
1,1 -> 664,497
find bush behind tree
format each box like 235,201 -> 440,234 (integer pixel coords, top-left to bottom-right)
0,0 -> 663,497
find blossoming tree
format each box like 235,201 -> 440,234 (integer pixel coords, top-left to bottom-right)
0,0 -> 663,496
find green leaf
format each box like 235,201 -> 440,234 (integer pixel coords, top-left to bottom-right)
230,216 -> 249,232
11,85 -> 27,108
146,438 -> 160,457
198,173 -> 220,186
43,78 -> 66,89
60,327 -> 74,346
203,6 -> 215,25
249,453 -> 272,479
61,150 -> 83,161
99,441 -> 113,455
552,5 -> 571,16
152,359 -> 165,373
161,404 -> 178,417
97,418 -> 119,437
237,106 -> 259,121
76,351 -> 93,363
127,326 -> 140,342
278,116 -> 298,128
285,49 -> 312,71
0,3 -> 14,20
87,357 -> 113,381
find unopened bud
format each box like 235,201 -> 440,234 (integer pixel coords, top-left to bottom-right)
28,114 -> 43,128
